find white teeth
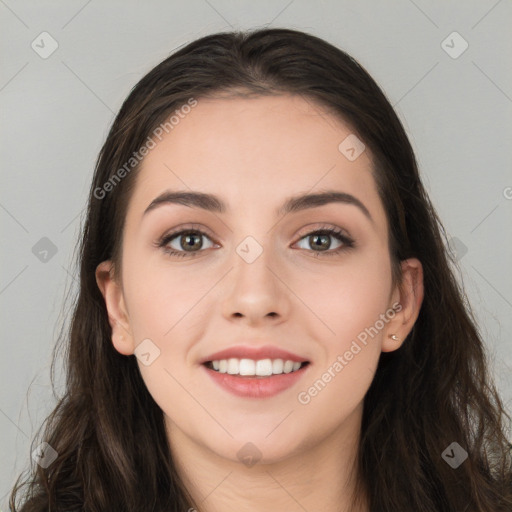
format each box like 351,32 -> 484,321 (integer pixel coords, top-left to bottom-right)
272,359 -> 284,374
227,358 -> 239,375
208,357 -> 306,376
255,359 -> 273,376
239,359 -> 255,375
283,360 -> 294,373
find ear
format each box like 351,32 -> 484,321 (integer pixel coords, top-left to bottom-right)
381,258 -> 424,352
95,260 -> 135,356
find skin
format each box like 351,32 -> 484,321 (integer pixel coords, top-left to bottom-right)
96,94 -> 424,512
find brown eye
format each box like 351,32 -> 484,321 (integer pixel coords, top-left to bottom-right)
177,232 -> 204,251
306,233 -> 333,251
295,228 -> 353,256
159,229 -> 216,258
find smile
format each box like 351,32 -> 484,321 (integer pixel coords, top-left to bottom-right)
205,358 -> 308,377
202,359 -> 311,398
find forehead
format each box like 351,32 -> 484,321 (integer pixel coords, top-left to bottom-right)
127,94 -> 385,224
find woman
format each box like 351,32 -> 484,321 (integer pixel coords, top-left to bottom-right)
10,27 -> 512,512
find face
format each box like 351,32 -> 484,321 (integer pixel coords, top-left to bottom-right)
97,94 -> 423,466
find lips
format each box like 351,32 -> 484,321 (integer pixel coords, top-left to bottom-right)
201,360 -> 311,398
199,344 -> 311,398
199,344 -> 309,365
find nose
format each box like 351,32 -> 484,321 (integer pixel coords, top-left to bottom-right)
220,241 -> 290,327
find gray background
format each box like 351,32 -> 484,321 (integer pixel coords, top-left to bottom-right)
1,0 -> 511,507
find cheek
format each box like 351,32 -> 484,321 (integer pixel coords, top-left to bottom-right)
299,248 -> 393,340
294,256 -> 392,417
122,251 -> 205,339
124,237 -> 393,349
118,236 -> 393,454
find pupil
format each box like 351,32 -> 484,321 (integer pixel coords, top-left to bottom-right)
312,234 -> 330,250
183,233 -> 201,250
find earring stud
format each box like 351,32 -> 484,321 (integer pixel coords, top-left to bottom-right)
389,334 -> 399,341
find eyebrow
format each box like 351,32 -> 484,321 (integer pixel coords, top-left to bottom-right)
143,189 -> 373,222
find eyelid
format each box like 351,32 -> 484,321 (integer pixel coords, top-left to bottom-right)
293,223 -> 352,241
160,223 -> 218,242
158,222 -> 351,245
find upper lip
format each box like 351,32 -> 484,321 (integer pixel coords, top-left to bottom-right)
200,345 -> 309,364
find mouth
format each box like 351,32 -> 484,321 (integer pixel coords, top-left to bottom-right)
203,358 -> 311,378
201,358 -> 311,398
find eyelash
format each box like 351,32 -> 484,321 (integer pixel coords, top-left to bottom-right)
156,223 -> 355,259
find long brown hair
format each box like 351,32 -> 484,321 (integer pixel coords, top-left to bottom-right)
10,27 -> 512,512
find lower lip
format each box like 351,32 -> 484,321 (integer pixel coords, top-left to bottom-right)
201,364 -> 310,398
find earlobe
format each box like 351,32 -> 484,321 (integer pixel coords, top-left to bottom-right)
95,260 -> 135,356
382,258 -> 424,353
